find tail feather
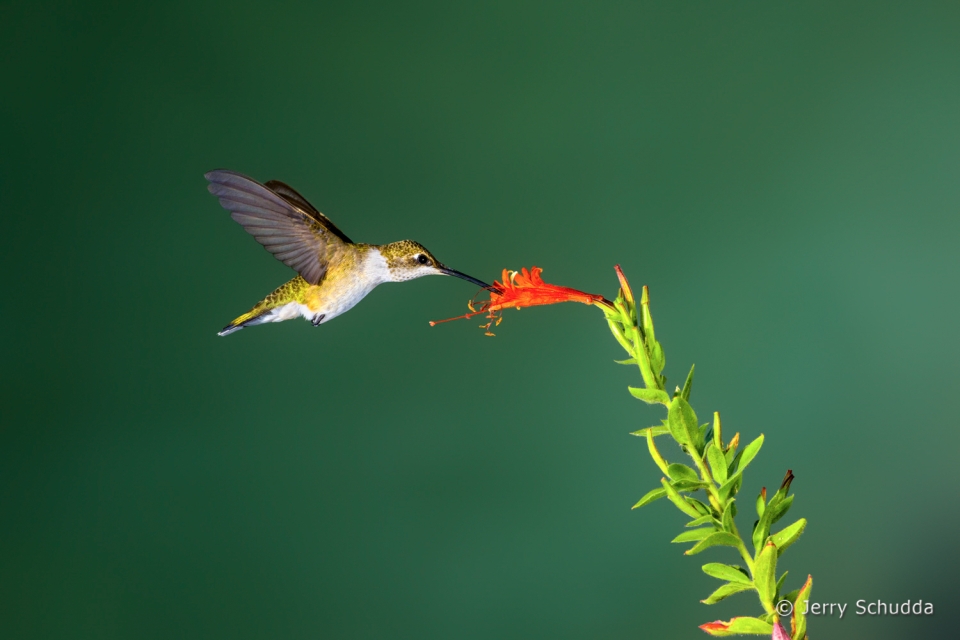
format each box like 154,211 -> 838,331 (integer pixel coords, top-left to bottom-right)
218,323 -> 244,337
217,309 -> 267,337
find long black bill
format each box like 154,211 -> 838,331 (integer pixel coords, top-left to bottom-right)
440,267 -> 499,292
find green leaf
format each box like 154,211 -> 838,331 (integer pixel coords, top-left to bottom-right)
605,318 -> 633,354
687,515 -> 716,527
680,364 -> 695,401
631,487 -> 666,509
650,341 -> 665,376
724,434 -> 740,466
661,478 -> 702,518
630,423 -> 670,437
781,589 -> 799,606
685,531 -> 741,556
776,571 -> 789,600
792,575 -> 813,640
753,495 -> 795,553
614,358 -> 637,365
631,326 -> 660,391
712,412 -> 723,450
628,387 -> 670,405
666,463 -> 699,483
769,495 -> 794,526
735,434 -> 764,475
702,563 -> 753,585
672,527 -> 716,543
752,509 -> 772,554
771,518 -> 806,555
707,443 -> 728,484
640,289 -> 656,328
718,472 -> 743,502
700,616 -> 773,636
721,500 -> 736,534
701,581 -> 754,604
726,449 -> 743,477
642,429 -> 670,475
755,488 -> 767,519
672,479 -> 709,491
668,397 -> 701,451
754,541 -> 778,613
717,435 -> 763,501
613,298 -> 632,328
685,497 -> 712,515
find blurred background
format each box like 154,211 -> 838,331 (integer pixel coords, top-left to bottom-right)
2,1 -> 958,638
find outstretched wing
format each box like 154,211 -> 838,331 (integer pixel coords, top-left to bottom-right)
205,170 -> 348,285
264,179 -> 352,244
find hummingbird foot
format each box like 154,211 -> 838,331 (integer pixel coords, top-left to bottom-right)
311,314 -> 325,327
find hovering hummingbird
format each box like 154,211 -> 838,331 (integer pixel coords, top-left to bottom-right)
206,170 -> 491,336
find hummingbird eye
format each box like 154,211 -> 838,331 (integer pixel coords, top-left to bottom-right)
416,254 -> 430,265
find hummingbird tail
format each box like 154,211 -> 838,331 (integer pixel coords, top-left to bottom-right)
217,309 -> 268,336
217,323 -> 246,337
217,277 -> 312,336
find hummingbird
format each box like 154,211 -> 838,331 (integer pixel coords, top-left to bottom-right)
206,170 -> 491,336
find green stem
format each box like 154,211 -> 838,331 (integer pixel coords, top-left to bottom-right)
606,317 -> 634,355
687,440 -> 756,577
631,326 -> 660,391
689,451 -> 723,513
737,539 -> 756,576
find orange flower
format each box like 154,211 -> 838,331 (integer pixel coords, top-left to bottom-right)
430,266 -> 611,335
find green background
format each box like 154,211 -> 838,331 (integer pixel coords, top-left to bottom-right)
2,2 -> 958,638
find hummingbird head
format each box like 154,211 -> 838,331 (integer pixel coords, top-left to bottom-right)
379,240 -> 491,289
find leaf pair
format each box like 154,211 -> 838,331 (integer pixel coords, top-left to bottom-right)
752,472 -> 806,557
668,397 -> 703,453
718,434 -> 763,501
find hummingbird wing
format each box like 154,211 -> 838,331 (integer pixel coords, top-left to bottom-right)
264,179 -> 352,244
205,170 -> 348,285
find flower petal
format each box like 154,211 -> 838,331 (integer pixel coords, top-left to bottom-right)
429,265 -> 610,330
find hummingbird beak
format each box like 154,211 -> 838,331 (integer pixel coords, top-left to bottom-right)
439,267 -> 498,291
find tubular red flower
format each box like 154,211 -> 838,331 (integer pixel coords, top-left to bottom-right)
490,267 -> 606,310
430,266 -> 610,334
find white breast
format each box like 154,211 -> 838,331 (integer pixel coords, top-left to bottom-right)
299,250 -> 392,324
